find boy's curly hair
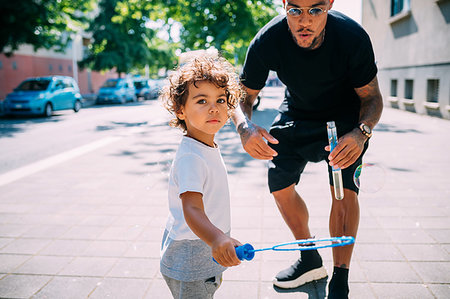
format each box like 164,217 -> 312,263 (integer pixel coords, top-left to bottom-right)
161,54 -> 244,132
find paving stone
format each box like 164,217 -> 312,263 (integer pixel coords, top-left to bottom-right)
107,257 -> 159,278
0,224 -> 33,237
143,278 -> 172,298
427,283 -> 450,298
397,244 -> 449,261
59,256 -> 117,277
124,241 -> 160,258
215,281 -> 259,299
89,277 -> 150,299
21,224 -> 71,239
371,282 -> 435,298
13,255 -> 73,275
410,262 -> 450,283
80,240 -> 129,257
0,274 -> 53,298
359,261 -> 422,283
40,239 -> 91,256
0,238 -> 51,255
60,225 -> 106,240
0,254 -> 30,273
31,276 -> 101,299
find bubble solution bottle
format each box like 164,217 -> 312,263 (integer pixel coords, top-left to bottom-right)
327,121 -> 344,200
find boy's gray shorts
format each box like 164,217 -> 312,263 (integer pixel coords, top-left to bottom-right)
163,274 -> 222,299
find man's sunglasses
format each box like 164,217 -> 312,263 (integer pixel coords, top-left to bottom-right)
287,7 -> 328,17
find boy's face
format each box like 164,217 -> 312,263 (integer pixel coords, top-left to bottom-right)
177,80 -> 229,146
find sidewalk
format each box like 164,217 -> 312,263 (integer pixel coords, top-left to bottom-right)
0,87 -> 449,298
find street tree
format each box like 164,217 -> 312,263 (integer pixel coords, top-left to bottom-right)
0,0 -> 94,56
80,0 -> 176,78
160,0 -> 277,65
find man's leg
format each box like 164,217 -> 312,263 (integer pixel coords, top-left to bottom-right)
328,187 -> 360,299
272,183 -> 327,289
272,183 -> 311,240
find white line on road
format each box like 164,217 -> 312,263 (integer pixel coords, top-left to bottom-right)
0,136 -> 122,187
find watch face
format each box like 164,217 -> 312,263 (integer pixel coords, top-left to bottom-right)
363,124 -> 371,134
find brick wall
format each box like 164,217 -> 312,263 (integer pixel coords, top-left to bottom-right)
0,54 -> 116,99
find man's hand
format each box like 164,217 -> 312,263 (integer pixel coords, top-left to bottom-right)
211,235 -> 242,267
237,120 -> 279,160
325,128 -> 367,169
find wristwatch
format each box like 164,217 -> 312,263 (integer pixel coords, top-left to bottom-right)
358,123 -> 372,138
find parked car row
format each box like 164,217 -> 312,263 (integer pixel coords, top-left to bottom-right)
2,76 -> 82,117
1,76 -> 165,117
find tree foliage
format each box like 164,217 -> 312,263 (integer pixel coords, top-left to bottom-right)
0,0 -> 94,56
161,0 -> 278,65
1,0 -> 279,75
79,0 -> 176,77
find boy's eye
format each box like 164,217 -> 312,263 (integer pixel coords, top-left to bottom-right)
196,99 -> 206,104
217,98 -> 226,104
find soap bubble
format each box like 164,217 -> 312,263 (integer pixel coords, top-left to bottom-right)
353,163 -> 386,193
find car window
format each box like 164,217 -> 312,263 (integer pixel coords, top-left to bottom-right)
16,79 -> 51,91
134,81 -> 144,88
102,80 -> 118,88
54,80 -> 65,90
64,79 -> 74,89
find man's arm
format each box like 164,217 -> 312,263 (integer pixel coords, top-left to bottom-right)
328,76 -> 383,169
231,85 -> 279,160
180,191 -> 241,267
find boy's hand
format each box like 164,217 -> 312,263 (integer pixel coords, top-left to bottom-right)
211,235 -> 242,267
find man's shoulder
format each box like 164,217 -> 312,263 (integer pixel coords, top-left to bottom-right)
251,15 -> 287,46
328,10 -> 370,42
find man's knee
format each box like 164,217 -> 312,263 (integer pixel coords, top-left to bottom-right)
272,184 -> 296,203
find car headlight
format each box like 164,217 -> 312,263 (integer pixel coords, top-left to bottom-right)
37,93 -> 45,99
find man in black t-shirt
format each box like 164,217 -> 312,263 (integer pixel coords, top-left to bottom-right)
232,1 -> 383,298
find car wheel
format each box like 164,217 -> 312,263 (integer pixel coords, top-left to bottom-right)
73,100 -> 82,112
43,103 -> 53,117
121,96 -> 126,104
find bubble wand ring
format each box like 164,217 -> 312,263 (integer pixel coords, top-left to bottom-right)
233,236 -> 355,261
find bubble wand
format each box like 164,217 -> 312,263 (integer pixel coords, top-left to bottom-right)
215,236 -> 355,262
327,121 -> 344,200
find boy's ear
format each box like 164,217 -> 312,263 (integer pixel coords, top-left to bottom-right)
176,107 -> 185,120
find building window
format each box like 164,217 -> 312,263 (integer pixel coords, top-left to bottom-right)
404,79 -> 413,100
59,64 -> 63,72
390,79 -> 398,97
391,0 -> 410,17
427,79 -> 439,103
12,61 -> 17,70
49,64 -> 53,71
0,61 -> 3,69
68,65 -> 72,72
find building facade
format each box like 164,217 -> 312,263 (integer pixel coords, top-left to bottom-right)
0,36 -> 116,100
362,0 -> 450,119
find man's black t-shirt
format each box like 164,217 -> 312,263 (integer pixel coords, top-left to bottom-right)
241,11 -> 377,123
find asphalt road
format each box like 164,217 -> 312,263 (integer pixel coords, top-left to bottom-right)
0,100 -> 166,175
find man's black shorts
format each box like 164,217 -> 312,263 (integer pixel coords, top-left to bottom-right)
267,114 -> 368,194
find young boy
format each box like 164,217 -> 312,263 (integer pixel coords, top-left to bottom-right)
160,55 -> 244,298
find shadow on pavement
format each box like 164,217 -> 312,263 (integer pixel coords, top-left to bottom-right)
0,115 -> 63,138
273,277 -> 328,298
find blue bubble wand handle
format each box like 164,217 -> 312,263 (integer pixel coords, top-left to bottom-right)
327,121 -> 344,200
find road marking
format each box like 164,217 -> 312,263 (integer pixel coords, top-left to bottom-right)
0,136 -> 122,187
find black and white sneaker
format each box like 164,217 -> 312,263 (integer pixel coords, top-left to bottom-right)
273,250 -> 328,289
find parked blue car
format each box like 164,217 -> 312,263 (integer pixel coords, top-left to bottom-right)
96,78 -> 137,104
3,76 -> 82,117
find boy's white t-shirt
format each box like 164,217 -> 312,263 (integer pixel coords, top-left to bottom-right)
161,136 -> 230,281
165,136 -> 231,240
